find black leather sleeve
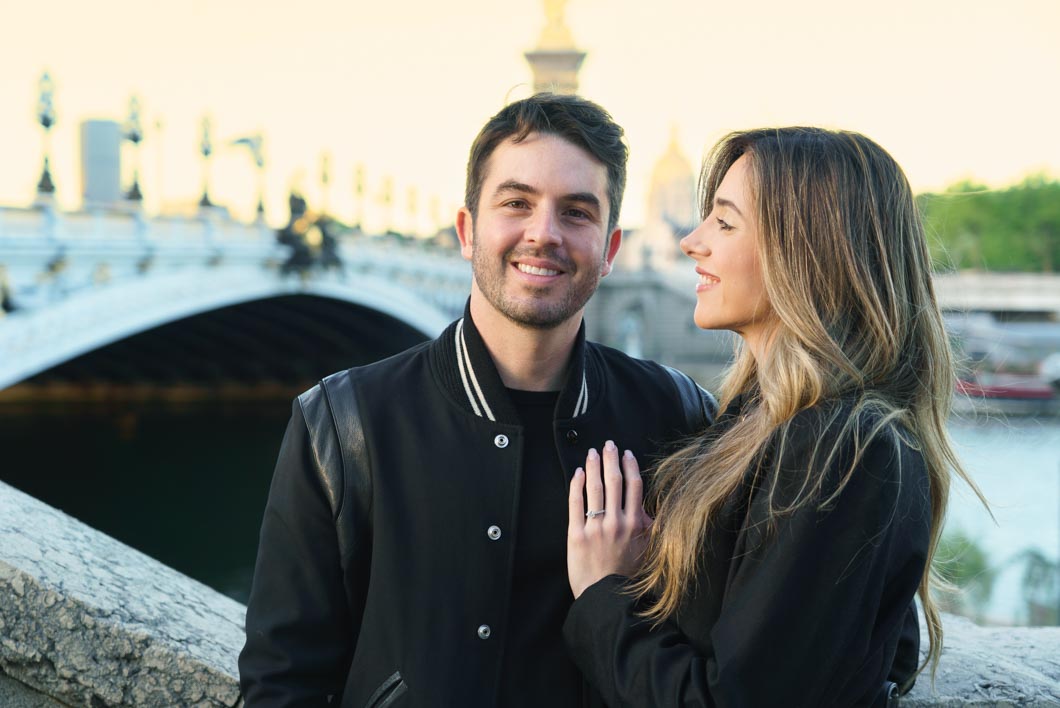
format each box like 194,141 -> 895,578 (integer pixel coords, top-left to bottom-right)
238,397 -> 356,707
303,370 -> 373,568
663,365 -> 718,433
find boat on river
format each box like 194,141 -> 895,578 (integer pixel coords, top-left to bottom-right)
946,313 -> 1060,416
954,373 -> 1058,416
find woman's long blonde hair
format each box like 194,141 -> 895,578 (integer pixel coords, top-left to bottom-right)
634,127 -> 984,679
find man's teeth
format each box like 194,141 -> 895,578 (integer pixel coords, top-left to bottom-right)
518,263 -> 560,276
699,274 -> 720,285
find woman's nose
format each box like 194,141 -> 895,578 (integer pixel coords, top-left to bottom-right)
680,220 -> 710,258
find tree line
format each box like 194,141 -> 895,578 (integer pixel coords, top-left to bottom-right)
918,175 -> 1060,272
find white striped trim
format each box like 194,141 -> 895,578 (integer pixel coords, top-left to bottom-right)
454,321 -> 482,418
455,319 -> 496,422
454,320 -> 483,418
573,373 -> 588,417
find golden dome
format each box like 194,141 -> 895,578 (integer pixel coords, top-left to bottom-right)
650,126 -> 694,188
647,125 -> 696,230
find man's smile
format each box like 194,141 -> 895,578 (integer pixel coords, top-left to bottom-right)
515,262 -> 563,277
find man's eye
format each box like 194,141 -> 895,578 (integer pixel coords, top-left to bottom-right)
505,200 -> 528,209
566,209 -> 590,219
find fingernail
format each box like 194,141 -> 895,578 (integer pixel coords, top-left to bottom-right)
624,449 -> 634,459
588,448 -> 599,460
574,467 -> 584,476
604,440 -> 616,452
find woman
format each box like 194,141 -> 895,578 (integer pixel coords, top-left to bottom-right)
565,127 -> 982,707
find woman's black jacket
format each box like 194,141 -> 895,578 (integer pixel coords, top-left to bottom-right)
564,396 -> 930,707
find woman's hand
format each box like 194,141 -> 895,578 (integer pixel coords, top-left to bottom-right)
567,440 -> 653,599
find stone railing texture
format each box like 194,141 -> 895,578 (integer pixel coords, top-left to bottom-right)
0,480 -> 244,707
905,615 -> 1060,706
0,672 -> 65,707
1,477 -> 1058,706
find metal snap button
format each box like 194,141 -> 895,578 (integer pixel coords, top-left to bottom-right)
477,624 -> 492,639
487,525 -> 502,541
494,434 -> 509,449
566,429 -> 579,444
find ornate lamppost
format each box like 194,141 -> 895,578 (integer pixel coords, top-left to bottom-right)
232,133 -> 265,221
124,95 -> 144,202
36,72 -> 57,198
407,186 -> 418,237
320,152 -> 331,217
354,164 -> 365,231
380,176 -> 393,234
199,116 -> 214,207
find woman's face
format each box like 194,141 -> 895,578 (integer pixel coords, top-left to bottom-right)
680,154 -> 773,355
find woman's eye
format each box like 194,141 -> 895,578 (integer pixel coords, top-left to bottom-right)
717,217 -> 734,231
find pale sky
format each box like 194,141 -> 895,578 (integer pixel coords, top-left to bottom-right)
1,0 -> 1057,231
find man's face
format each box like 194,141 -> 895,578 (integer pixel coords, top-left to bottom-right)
456,132 -> 622,329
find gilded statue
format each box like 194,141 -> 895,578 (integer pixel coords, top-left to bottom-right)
539,0 -> 575,49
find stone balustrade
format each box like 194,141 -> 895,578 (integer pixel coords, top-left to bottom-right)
0,480 -> 244,707
1,478 -> 1057,706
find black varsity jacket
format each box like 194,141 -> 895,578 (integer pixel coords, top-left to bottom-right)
239,305 -> 716,707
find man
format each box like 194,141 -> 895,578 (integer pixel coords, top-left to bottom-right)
239,93 -> 715,707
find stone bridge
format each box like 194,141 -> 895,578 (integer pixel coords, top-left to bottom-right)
0,206 -> 470,393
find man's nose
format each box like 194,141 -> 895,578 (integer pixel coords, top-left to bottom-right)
525,206 -> 563,246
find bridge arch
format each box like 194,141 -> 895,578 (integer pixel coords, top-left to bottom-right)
0,265 -> 459,391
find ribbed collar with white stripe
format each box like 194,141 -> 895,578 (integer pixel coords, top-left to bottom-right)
428,299 -> 596,425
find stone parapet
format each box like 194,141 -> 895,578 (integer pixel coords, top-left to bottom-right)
906,614 -> 1060,706
1,477 -> 1058,706
0,479 -> 243,707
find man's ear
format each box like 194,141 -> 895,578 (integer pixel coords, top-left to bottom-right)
456,207 -> 474,261
601,228 -> 622,277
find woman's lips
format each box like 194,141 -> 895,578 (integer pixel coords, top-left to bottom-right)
696,268 -> 720,292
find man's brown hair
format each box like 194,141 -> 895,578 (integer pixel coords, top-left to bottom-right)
464,93 -> 628,233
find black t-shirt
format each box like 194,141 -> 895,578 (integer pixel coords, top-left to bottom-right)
498,387 -> 582,707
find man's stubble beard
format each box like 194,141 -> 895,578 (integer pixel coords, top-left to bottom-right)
471,240 -> 603,330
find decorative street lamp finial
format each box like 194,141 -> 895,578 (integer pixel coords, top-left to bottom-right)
36,71 -> 57,196
124,95 -> 144,201
199,116 -> 214,207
